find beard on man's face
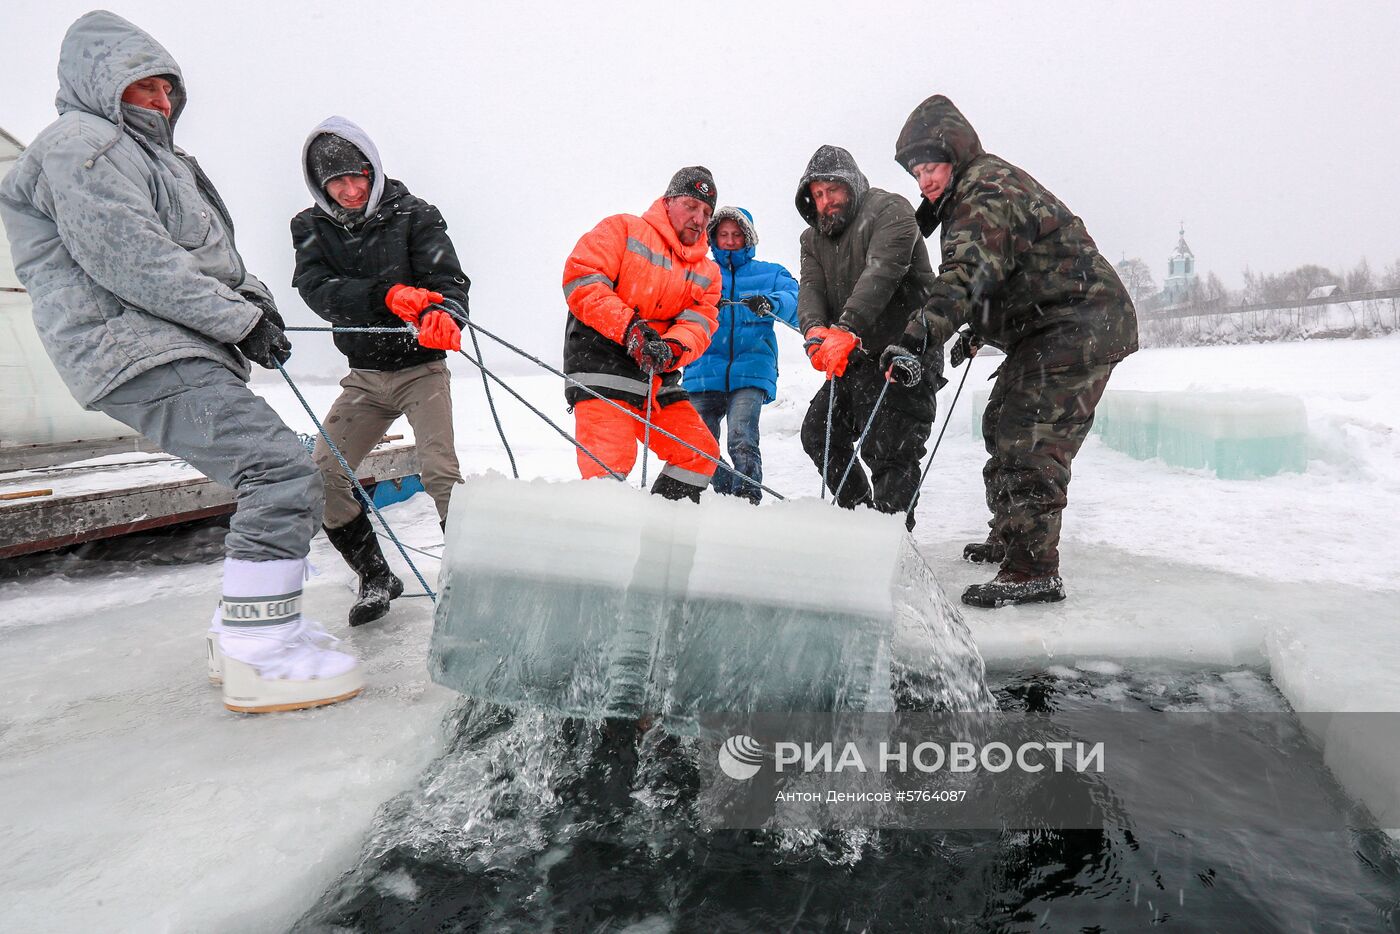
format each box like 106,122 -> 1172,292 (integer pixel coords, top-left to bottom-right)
817,205 -> 850,237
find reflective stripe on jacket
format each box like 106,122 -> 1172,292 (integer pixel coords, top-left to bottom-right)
562,198 -> 721,408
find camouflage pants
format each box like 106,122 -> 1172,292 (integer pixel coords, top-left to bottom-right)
981,353 -> 1115,575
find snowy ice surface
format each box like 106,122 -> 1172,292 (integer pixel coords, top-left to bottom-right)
0,496 -> 454,933
0,334 -> 1397,930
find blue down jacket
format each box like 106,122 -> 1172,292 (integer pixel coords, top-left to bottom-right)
682,207 -> 798,402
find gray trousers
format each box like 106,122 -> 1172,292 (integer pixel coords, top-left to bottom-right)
93,357 -> 323,561
314,360 -> 462,529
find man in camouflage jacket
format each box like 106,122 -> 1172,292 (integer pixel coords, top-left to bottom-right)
893,94 -> 1138,608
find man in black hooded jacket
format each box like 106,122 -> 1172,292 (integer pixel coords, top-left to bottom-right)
291,116 -> 469,626
795,145 -> 942,528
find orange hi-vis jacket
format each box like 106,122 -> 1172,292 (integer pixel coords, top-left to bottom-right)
561,198 -> 722,408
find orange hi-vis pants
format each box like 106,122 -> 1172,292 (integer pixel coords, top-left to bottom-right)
574,396 -> 719,491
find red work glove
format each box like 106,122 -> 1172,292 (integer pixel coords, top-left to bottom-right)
804,327 -> 830,367
661,338 -> 686,372
385,284 -> 445,325
416,310 -> 462,351
812,326 -> 860,378
624,316 -> 684,373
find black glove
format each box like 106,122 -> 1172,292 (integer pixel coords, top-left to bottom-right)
908,306 -> 956,353
950,328 -> 982,368
236,312 -> 292,369
623,316 -> 674,374
879,344 -> 923,387
741,294 -> 773,316
238,290 -> 284,331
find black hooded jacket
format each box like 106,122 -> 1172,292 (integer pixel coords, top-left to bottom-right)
794,146 -> 936,356
291,178 -> 470,371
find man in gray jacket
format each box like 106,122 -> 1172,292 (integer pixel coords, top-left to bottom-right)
0,11 -> 362,714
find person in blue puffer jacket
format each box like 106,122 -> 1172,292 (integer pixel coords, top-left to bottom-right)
683,206 -> 799,503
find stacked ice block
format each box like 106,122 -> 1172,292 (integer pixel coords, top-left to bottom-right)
429,475 -> 993,727
973,389 -> 1307,479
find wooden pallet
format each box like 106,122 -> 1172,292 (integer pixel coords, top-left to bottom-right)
0,442 -> 421,559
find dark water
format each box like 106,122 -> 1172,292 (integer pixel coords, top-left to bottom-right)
296,666 -> 1400,933
0,516 -> 229,584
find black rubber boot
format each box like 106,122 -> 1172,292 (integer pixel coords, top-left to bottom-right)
650,474 -> 702,503
324,510 -> 404,626
961,570 -> 1066,609
962,533 -> 1007,565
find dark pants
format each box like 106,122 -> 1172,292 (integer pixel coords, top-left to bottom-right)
982,350 -> 1116,575
800,357 -> 936,526
690,387 -> 765,503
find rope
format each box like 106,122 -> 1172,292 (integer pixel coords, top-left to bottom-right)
834,378 -> 891,501
374,531 -> 444,561
903,356 -> 975,524
443,316 -> 787,502
821,376 -> 836,501
640,375 -> 655,489
452,338 -> 627,482
718,299 -> 802,334
283,326 -> 624,480
274,361 -> 437,601
285,326 -> 406,333
433,298 -> 517,479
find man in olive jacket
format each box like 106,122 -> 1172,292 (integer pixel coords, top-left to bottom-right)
894,94 -> 1139,608
795,145 -> 941,529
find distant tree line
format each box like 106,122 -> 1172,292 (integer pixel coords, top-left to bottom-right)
1115,256 -> 1400,313
1113,256 -> 1400,348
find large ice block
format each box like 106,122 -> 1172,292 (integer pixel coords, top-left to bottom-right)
973,388 -> 1307,479
428,475 -> 993,725
1091,390 -> 1161,462
1154,391 -> 1306,478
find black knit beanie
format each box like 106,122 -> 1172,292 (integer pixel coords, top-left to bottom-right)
307,133 -> 371,189
898,143 -> 955,173
664,165 -> 717,208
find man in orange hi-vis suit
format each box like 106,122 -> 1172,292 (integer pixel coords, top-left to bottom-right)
562,166 -> 724,502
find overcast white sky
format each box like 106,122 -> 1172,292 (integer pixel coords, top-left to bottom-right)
4,1 -> 1399,375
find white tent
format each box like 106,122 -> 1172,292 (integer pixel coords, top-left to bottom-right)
0,127 -> 135,455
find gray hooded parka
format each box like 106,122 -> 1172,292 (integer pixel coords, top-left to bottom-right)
0,10 -> 272,406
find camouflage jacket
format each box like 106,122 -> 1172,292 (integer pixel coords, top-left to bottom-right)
895,95 -> 1138,369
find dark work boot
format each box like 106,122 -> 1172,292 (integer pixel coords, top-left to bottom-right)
324,510 -> 404,626
961,569 -> 1066,609
962,533 -> 1007,565
650,474 -> 703,503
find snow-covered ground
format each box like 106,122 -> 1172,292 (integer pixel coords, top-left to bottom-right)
1,334 -> 1396,932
